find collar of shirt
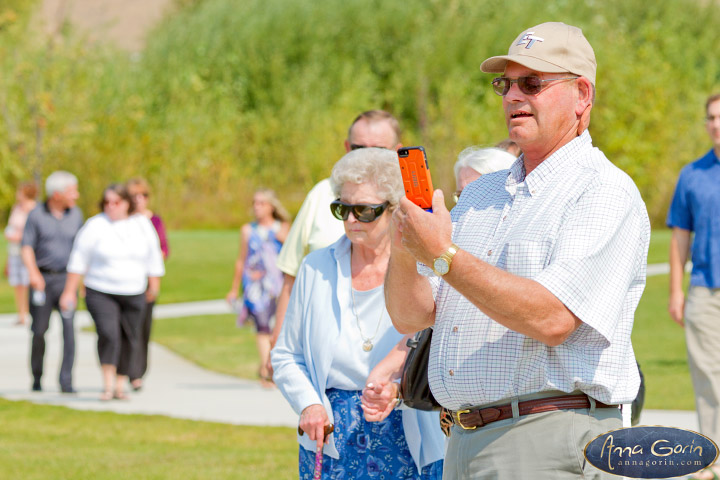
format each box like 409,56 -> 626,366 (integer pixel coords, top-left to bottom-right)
507,130 -> 593,197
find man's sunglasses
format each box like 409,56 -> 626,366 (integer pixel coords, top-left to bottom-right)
491,75 -> 579,96
330,199 -> 389,223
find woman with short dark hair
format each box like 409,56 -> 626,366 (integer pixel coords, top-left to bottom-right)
60,183 -> 165,401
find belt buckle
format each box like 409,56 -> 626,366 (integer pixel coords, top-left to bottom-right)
454,409 -> 477,430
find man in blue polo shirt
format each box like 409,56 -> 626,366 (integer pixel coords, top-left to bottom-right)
667,93 -> 720,478
21,171 -> 84,394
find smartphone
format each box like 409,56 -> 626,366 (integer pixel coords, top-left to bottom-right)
398,146 -> 434,211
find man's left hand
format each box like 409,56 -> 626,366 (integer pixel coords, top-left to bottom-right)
394,190 -> 453,266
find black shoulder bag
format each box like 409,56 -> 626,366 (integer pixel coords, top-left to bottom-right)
400,328 -> 441,411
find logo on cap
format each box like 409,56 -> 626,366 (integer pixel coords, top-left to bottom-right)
517,31 -> 544,49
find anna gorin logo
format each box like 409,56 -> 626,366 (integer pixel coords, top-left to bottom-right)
584,426 -> 719,479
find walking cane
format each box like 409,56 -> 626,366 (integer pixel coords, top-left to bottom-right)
298,423 -> 334,479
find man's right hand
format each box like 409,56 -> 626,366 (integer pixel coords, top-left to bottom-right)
668,291 -> 685,327
29,271 -> 45,292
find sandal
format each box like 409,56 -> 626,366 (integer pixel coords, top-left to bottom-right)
99,391 -> 113,402
113,391 -> 129,401
258,368 -> 274,388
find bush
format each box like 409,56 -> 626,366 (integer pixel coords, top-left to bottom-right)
1,0 -> 719,227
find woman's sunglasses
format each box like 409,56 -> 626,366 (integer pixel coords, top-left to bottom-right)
330,199 -> 389,223
491,75 -> 579,96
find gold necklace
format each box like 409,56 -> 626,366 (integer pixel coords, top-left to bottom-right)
350,286 -> 384,352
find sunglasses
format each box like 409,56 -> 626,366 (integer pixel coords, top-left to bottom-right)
349,144 -> 394,151
330,199 -> 389,223
491,75 -> 579,96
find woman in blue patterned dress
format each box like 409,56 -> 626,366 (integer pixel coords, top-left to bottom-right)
272,148 -> 444,479
227,189 -> 290,384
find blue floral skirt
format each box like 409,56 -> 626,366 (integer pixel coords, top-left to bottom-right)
298,388 -> 443,480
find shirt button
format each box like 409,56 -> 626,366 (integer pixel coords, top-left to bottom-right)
452,326 -> 458,333
487,250 -> 492,256
503,215 -> 507,221
449,369 -> 454,376
531,190 -> 536,194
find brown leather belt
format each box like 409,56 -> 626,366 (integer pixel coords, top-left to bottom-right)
449,394 -> 618,430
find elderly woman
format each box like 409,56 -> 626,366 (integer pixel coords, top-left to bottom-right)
272,148 -> 444,479
452,146 -> 517,203
60,184 -> 165,401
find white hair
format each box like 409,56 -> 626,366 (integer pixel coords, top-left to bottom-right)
453,147 -> 516,180
330,148 -> 403,206
45,171 -> 78,197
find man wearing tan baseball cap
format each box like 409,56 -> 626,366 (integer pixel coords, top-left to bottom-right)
385,22 -> 650,479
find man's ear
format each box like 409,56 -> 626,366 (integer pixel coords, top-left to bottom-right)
576,77 -> 593,134
343,139 -> 352,153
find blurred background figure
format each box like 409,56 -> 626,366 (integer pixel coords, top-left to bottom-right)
226,188 -> 290,386
125,178 -> 169,392
494,138 -> 522,157
5,181 -> 38,326
60,184 -> 165,401
21,171 -> 83,394
452,146 -> 517,203
272,148 -> 443,479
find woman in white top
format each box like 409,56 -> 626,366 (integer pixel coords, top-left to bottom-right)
60,184 -> 165,401
4,181 -> 38,325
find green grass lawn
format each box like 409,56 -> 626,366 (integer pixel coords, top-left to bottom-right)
646,229 -> 671,265
632,273 -> 693,410
151,314 -> 262,380
0,399 -> 297,479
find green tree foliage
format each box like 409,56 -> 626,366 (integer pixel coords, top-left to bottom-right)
1,0 -> 719,227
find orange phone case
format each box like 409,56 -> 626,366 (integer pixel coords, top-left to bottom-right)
398,146 -> 434,210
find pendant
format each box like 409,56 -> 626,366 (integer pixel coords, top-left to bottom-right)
362,339 -> 373,352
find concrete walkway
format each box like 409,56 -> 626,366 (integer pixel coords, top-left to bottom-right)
0,294 -> 698,433
0,301 -> 298,427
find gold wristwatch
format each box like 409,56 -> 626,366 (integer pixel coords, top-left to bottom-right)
433,244 -> 459,276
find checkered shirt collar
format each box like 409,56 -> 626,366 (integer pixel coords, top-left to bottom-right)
507,130 -> 593,196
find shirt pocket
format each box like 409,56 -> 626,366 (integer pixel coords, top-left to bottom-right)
504,240 -> 549,279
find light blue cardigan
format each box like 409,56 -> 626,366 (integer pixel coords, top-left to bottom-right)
271,235 -> 445,471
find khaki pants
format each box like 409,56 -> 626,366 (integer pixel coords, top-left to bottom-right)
443,395 -> 621,480
685,286 -> 720,447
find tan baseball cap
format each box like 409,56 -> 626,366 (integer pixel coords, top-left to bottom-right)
480,22 -> 596,86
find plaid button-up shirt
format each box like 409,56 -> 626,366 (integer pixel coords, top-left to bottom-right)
426,131 -> 650,410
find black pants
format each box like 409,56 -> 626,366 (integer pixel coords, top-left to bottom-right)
84,288 -> 146,375
127,300 -> 154,381
29,273 -> 76,389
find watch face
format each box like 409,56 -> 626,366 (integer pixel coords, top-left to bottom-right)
434,258 -> 450,275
